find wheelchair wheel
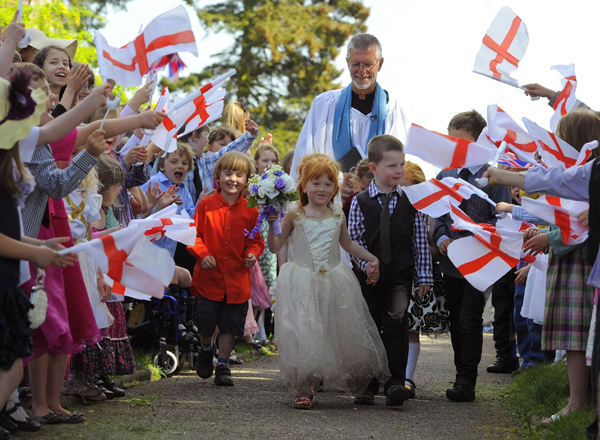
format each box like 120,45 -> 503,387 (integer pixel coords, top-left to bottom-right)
153,350 -> 179,377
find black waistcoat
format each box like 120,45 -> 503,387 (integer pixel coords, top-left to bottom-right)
355,189 -> 416,279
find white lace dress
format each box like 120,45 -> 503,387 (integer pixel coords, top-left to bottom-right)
274,203 -> 389,397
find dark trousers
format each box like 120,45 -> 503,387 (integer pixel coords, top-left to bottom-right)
587,297 -> 600,440
491,269 -> 516,360
359,269 -> 413,395
513,283 -> 545,367
444,275 -> 486,389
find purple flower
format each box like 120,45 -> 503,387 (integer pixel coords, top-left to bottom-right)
274,170 -> 284,177
261,173 -> 269,180
274,178 -> 286,191
251,184 -> 259,194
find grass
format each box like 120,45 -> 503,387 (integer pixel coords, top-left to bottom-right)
133,348 -> 163,381
506,361 -> 595,439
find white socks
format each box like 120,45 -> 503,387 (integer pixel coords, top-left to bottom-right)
6,390 -> 28,422
405,342 -> 421,384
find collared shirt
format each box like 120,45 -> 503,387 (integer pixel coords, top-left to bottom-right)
348,180 -> 434,286
187,190 -> 265,304
180,131 -> 258,199
140,171 -> 195,257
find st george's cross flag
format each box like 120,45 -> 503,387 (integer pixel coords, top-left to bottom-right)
94,6 -> 198,86
404,124 -> 497,170
522,118 -> 598,169
403,177 -> 496,218
550,64 -> 578,132
521,195 -> 589,245
59,228 -> 175,299
151,70 -> 233,153
473,7 -> 529,88
129,205 -> 196,246
447,205 -> 523,291
486,105 -> 539,166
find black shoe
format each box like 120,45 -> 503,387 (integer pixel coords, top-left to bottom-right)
4,403 -> 41,432
94,379 -> 115,399
486,357 -> 519,374
100,376 -> 126,398
446,382 -> 475,402
0,413 -> 17,434
214,364 -> 234,386
353,390 -> 375,406
196,347 -> 215,379
0,426 -> 9,440
385,385 -> 410,407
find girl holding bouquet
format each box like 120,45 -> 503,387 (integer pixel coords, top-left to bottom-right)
265,153 -> 389,410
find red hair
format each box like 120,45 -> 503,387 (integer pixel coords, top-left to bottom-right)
296,153 -> 340,206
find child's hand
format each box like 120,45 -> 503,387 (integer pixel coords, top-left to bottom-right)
245,253 -> 257,269
259,133 -> 273,145
97,276 -> 112,302
122,145 -> 143,168
266,213 -> 279,225
155,185 -> 181,211
138,111 -> 166,130
2,14 -> 25,47
66,64 -> 91,95
523,233 -> 549,256
438,238 -> 453,256
418,285 -> 431,296
366,260 -> 379,285
198,188 -> 215,202
245,119 -> 259,137
495,202 -> 514,214
201,255 -> 217,270
88,84 -> 113,107
86,129 -> 109,157
524,227 -> 541,241
96,227 -> 121,237
128,80 -> 154,112
481,167 -> 499,186
515,265 -> 531,285
522,83 -> 556,100
578,209 -> 589,228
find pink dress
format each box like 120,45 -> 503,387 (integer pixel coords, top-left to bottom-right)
251,263 -> 271,310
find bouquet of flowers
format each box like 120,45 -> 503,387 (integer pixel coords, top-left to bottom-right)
245,164 -> 299,238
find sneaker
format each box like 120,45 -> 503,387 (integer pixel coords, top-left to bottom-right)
385,385 -> 410,406
446,382 -> 475,402
214,364 -> 234,386
196,346 -> 215,379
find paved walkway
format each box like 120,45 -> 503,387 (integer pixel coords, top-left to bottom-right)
20,334 -> 522,439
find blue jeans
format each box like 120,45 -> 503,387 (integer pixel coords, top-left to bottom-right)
514,283 -> 544,367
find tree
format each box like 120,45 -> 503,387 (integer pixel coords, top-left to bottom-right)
178,0 -> 370,152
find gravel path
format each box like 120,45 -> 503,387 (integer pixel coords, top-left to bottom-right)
20,334 -> 522,439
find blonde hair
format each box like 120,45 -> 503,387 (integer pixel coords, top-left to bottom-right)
254,144 -> 281,165
350,157 -> 373,191
222,101 -> 249,134
96,154 -> 126,207
91,106 -> 120,123
80,167 -> 99,192
157,142 -> 195,173
404,161 -> 426,185
213,151 -> 255,183
296,153 -> 340,207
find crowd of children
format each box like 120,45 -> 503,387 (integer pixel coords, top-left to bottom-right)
2,10 -> 600,440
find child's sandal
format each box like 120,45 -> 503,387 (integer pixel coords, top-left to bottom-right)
292,397 -> 312,410
405,379 -> 416,399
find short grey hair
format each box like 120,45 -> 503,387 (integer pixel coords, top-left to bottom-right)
346,33 -> 382,60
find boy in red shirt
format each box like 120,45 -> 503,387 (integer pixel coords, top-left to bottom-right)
188,151 -> 264,386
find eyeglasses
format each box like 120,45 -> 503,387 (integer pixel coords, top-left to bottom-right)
348,61 -> 379,71
81,84 -> 94,91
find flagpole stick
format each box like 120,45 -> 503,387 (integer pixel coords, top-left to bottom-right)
475,141 -> 507,188
100,95 -> 121,130
16,0 -> 31,49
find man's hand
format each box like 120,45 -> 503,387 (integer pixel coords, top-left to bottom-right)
245,119 -> 259,136
578,209 -> 589,228
246,253 -> 257,269
515,265 -> 531,285
201,255 -> 217,270
439,238 -> 453,256
523,233 -> 549,256
419,285 -> 431,296
85,129 -> 109,157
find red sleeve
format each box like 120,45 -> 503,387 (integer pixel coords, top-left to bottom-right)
49,128 -> 78,163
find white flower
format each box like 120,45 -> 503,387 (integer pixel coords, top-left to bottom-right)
282,175 -> 295,192
258,186 -> 267,199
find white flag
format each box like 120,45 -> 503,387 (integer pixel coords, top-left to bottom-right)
550,64 -> 578,132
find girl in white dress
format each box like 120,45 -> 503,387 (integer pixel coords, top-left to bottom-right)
267,153 -> 389,410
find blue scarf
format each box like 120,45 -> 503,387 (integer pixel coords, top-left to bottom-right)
332,83 -> 387,160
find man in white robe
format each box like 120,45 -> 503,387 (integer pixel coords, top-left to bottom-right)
291,33 -> 409,181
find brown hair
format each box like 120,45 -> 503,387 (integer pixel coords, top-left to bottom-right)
254,144 -> 281,164
157,143 -> 196,173
96,154 -> 126,195
208,126 -> 237,149
447,110 -> 487,140
12,51 -> 22,63
222,101 -> 249,134
213,150 -> 255,183
12,63 -> 47,82
179,124 -> 210,144
0,147 -> 30,198
32,45 -> 72,70
282,149 -> 295,175
404,161 -> 426,185
556,110 -> 600,159
350,157 -> 374,191
296,153 -> 340,206
367,134 -> 403,164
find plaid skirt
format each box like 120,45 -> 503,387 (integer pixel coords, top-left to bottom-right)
542,245 -> 594,351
